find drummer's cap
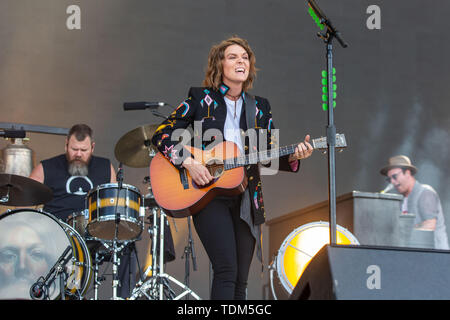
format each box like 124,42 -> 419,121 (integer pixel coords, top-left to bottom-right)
68,124 -> 94,142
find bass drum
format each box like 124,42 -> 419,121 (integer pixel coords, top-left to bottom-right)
275,221 -> 359,295
0,209 -> 92,300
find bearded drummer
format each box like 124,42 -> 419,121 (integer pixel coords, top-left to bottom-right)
29,123 -> 135,299
29,124 -> 116,220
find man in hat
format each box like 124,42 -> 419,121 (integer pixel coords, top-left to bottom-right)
380,155 -> 449,250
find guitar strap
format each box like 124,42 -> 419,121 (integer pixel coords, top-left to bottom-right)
244,93 -> 256,130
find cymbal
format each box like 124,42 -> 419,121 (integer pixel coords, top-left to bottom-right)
114,125 -> 159,168
0,173 -> 53,206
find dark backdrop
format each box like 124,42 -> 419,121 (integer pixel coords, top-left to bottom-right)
1,0 -> 449,299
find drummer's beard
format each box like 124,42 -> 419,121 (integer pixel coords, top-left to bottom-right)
67,155 -> 90,176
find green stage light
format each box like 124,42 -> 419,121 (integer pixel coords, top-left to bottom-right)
321,68 -> 337,111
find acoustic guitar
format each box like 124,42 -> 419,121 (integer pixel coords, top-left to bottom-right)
149,134 -> 347,218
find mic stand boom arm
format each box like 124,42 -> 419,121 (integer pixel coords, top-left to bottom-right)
308,0 -> 348,48
30,245 -> 72,300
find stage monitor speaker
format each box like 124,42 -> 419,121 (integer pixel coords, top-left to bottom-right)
290,244 -> 450,300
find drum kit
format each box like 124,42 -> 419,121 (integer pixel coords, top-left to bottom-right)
0,124 -> 200,300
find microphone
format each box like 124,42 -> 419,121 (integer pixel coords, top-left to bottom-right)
117,163 -> 124,189
308,0 -> 348,48
115,163 -> 124,225
123,101 -> 165,111
30,281 -> 46,300
380,183 -> 394,194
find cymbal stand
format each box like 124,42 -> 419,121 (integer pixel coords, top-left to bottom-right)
98,239 -> 129,300
112,240 -> 120,300
130,207 -> 201,300
92,251 -> 106,300
182,216 -> 197,299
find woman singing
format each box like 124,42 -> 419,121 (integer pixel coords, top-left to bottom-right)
151,36 -> 313,299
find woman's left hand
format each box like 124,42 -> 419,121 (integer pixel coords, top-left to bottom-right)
288,134 -> 314,162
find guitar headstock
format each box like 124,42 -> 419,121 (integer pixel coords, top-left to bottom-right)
312,133 -> 347,152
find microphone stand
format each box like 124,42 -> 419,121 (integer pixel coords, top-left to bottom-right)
182,216 -> 197,299
112,163 -> 124,299
151,110 -> 170,120
116,162 -> 124,223
30,245 -> 72,300
307,0 -> 348,244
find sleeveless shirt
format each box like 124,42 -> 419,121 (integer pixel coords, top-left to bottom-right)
42,154 -> 111,221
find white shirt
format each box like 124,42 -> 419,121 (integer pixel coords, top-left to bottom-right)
401,196 -> 408,214
223,96 -> 244,152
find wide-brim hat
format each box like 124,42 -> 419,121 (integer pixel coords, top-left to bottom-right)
380,155 -> 418,176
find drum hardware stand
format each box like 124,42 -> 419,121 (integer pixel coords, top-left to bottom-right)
90,240 -> 138,300
111,162 -> 124,300
268,258 -> 279,300
30,245 -> 73,300
112,241 -> 121,300
182,216 -> 197,299
92,251 -> 106,300
129,207 -> 201,300
145,140 -> 157,158
98,238 -> 130,300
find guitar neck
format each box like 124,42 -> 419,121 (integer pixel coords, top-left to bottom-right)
222,134 -> 347,170
224,143 -> 297,170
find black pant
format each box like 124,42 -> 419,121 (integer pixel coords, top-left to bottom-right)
193,196 -> 255,300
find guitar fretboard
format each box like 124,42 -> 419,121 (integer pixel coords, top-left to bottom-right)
223,144 -> 297,170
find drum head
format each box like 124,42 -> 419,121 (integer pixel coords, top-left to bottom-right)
87,183 -> 140,197
276,221 -> 359,294
0,209 -> 85,299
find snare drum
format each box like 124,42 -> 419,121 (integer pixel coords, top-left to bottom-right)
86,183 -> 143,241
0,209 -> 92,300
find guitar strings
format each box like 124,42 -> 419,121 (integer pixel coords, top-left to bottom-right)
224,144 -> 297,170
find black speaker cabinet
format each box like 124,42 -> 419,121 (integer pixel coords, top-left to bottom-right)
290,244 -> 450,300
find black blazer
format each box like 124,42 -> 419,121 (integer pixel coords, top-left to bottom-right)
151,84 -> 299,225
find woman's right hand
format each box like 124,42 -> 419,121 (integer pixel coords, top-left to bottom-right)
182,157 -> 214,186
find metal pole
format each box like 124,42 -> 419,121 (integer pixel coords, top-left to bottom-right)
159,210 -> 165,299
326,40 -> 337,245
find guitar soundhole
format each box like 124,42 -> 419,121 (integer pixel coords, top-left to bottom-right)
190,158 -> 224,189
205,158 -> 225,179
